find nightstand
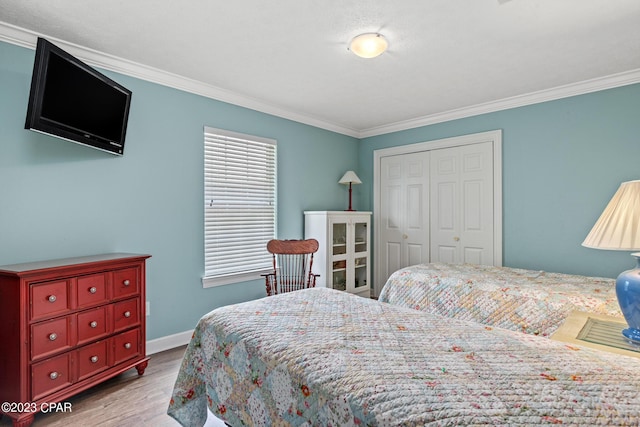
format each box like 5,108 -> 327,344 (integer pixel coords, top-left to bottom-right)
551,311 -> 640,358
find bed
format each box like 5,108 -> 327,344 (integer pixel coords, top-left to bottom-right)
168,287 -> 640,426
379,263 -> 622,337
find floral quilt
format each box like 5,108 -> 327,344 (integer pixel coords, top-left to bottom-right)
379,263 -> 621,337
168,287 -> 640,426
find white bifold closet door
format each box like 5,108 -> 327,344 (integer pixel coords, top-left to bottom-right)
378,141 -> 495,289
379,151 -> 430,286
430,141 -> 494,265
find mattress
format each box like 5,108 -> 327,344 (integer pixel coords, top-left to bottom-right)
167,287 -> 640,426
379,263 -> 621,337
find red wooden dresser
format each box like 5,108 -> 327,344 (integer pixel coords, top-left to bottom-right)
0,253 -> 150,427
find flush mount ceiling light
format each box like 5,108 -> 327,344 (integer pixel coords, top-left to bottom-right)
348,33 -> 388,59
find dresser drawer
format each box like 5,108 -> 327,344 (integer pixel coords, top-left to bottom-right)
31,317 -> 72,360
112,268 -> 139,298
113,328 -> 140,365
76,273 -> 108,309
31,353 -> 72,400
31,280 -> 71,321
113,298 -> 140,332
77,340 -> 109,381
77,306 -> 109,346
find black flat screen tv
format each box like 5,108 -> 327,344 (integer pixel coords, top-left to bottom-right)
25,38 -> 132,155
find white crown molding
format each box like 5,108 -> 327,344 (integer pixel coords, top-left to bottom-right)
0,21 -> 360,138
359,69 -> 640,138
2,21 -> 639,140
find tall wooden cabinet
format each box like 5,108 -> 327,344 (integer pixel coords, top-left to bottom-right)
304,211 -> 371,297
0,253 -> 150,427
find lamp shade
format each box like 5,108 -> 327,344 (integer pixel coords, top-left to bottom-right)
582,180 -> 640,250
338,171 -> 362,185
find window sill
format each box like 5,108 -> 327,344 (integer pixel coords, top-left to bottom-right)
202,268 -> 271,288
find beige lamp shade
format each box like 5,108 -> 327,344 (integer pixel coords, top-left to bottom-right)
339,171 -> 362,185
582,180 -> 640,250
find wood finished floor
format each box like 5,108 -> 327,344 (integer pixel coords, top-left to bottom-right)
0,346 -> 187,427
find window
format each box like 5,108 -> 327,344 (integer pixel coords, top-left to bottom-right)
203,127 -> 277,288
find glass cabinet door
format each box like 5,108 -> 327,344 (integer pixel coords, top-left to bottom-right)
332,223 -> 347,256
353,256 -> 367,291
354,222 -> 367,254
331,222 -> 347,290
353,221 -> 368,292
332,262 -> 346,291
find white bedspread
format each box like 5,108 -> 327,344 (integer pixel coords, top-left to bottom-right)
168,288 -> 640,426
380,263 -> 621,336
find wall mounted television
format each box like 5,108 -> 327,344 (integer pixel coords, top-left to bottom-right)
25,38 -> 132,155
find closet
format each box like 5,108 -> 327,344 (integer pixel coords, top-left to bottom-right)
374,130 -> 502,296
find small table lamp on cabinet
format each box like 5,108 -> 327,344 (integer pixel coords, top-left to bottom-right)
583,180 -> 640,344
339,171 -> 362,211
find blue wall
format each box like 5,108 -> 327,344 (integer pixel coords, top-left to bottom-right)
3,37 -> 640,341
360,83 -> 640,280
0,41 -> 359,340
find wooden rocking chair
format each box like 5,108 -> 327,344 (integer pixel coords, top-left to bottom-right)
263,239 -> 320,296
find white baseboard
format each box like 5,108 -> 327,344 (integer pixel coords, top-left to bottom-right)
146,329 -> 194,355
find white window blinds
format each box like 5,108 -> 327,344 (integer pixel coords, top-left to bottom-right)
203,127 -> 277,287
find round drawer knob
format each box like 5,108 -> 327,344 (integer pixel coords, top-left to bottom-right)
89,286 -> 97,294
48,333 -> 57,341
123,280 -> 130,286
124,311 -> 131,318
90,356 -> 99,363
90,321 -> 98,328
124,342 -> 132,349
48,295 -> 57,303
49,372 -> 59,380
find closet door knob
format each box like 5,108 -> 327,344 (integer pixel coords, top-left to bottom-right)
402,234 -> 408,239
453,236 -> 460,242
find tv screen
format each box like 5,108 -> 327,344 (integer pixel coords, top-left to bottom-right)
25,38 -> 132,155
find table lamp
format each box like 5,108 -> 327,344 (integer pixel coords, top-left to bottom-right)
339,171 -> 362,211
582,180 -> 640,343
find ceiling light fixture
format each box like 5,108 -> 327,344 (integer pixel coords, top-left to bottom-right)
348,33 -> 388,59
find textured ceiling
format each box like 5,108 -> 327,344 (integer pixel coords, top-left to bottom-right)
1,0 -> 639,137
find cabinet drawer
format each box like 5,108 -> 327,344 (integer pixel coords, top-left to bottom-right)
31,317 -> 72,360
31,353 -> 72,400
77,306 -> 109,346
113,298 -> 140,332
76,273 -> 108,308
112,268 -> 139,298
77,340 -> 109,381
31,280 -> 71,321
113,328 -> 140,365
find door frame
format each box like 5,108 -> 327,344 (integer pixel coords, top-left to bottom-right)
373,129 -> 503,296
